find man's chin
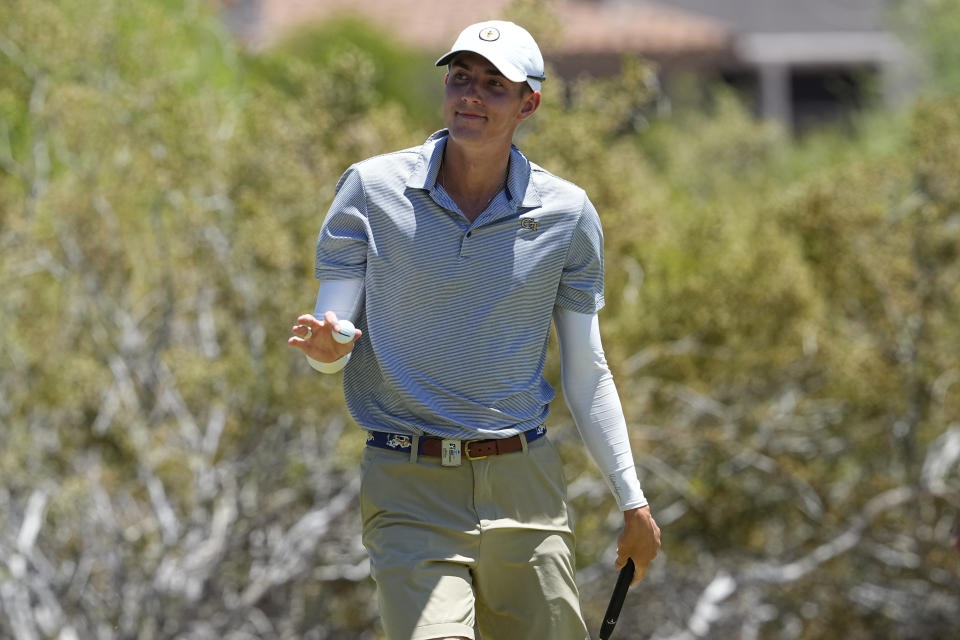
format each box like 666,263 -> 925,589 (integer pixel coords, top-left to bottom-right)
446,123 -> 487,142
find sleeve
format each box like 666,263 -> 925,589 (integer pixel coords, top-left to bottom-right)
554,306 -> 647,511
307,167 -> 368,374
556,194 -> 605,314
315,167 -> 371,281
305,278 -> 365,374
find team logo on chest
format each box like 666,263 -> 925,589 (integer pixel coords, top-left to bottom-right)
520,217 -> 539,232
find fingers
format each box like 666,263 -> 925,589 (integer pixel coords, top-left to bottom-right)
323,310 -> 343,333
288,314 -> 322,351
615,508 -> 662,586
288,311 -> 361,360
614,551 -> 652,586
297,313 -> 325,330
631,558 -> 650,586
290,324 -> 311,339
614,549 -> 628,571
614,550 -> 649,586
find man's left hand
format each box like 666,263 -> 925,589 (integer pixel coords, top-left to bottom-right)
616,505 -> 661,585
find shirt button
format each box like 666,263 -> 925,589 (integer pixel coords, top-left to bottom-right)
466,231 -> 472,238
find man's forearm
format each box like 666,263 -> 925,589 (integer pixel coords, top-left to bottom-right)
554,307 -> 647,510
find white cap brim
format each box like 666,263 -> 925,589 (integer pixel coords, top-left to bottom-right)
436,47 -> 527,85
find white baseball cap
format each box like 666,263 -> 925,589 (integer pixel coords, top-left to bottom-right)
436,20 -> 546,92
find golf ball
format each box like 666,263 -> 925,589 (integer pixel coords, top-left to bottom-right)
332,319 -> 357,344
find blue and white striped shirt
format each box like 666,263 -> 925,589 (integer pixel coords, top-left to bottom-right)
315,130 -> 605,440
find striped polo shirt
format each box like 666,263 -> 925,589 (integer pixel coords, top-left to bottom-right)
315,129 -> 605,440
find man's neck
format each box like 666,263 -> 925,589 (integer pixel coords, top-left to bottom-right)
441,138 -> 511,221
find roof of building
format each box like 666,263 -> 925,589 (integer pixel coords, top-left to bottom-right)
245,0 -> 732,57
632,0 -> 899,34
554,1 -> 732,55
631,0 -> 907,67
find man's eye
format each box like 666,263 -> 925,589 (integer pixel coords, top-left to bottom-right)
490,79 -> 503,87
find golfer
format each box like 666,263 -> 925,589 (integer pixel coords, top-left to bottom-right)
289,20 -> 660,640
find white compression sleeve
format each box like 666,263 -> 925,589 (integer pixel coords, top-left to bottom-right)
554,307 -> 647,511
305,278 -> 364,374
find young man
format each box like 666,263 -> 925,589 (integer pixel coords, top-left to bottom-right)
288,20 -> 660,640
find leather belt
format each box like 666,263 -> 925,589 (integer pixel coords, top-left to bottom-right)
365,425 -> 547,460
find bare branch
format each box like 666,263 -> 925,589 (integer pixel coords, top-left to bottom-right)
0,579 -> 39,640
639,454 -> 707,508
922,423 -> 960,492
202,403 -> 227,460
0,116 -> 20,176
622,335 -> 700,375
240,475 -> 361,608
25,75 -> 50,218
197,287 -> 221,359
744,486 -> 916,585
153,473 -> 238,602
658,486 -> 920,639
16,490 -> 48,556
0,33 -> 36,76
142,467 -> 181,546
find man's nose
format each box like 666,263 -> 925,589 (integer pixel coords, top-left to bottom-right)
461,78 -> 482,101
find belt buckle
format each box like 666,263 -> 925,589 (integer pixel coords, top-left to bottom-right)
441,439 -> 462,466
465,441 -> 487,461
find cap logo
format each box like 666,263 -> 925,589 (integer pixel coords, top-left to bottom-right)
479,27 -> 500,42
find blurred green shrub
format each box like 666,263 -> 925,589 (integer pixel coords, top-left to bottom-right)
1,0 -> 958,638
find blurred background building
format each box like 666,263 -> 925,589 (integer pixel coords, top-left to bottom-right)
649,0 -> 915,132
219,0 -> 917,133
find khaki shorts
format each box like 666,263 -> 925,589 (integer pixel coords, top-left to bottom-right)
359,434 -> 588,640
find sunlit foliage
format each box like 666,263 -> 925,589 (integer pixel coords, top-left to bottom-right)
1,0 -> 957,638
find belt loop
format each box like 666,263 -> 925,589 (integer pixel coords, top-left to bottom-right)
409,435 -> 420,463
520,431 -> 529,454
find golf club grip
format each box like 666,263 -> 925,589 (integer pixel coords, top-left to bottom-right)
599,558 -> 634,639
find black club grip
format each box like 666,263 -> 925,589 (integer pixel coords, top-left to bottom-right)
599,558 -> 634,639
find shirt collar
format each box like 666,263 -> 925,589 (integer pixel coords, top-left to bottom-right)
406,129 -> 542,211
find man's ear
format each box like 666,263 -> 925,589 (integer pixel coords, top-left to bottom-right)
518,91 -> 541,120
444,72 -> 449,85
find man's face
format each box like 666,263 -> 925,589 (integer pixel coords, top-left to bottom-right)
443,52 -> 540,147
